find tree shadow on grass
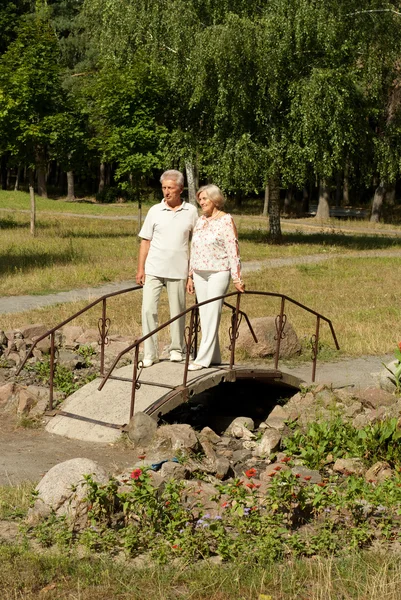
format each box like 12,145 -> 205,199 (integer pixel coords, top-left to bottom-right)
0,216 -> 52,231
58,231 -> 135,239
0,248 -> 83,275
238,230 -> 401,251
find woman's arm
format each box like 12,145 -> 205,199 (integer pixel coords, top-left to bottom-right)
223,216 -> 244,292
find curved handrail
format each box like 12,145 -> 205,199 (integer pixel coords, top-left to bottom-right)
16,285 -> 141,375
98,289 -> 339,421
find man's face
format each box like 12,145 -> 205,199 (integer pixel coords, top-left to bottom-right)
162,179 -> 182,204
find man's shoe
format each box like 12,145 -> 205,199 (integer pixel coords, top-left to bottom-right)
170,351 -> 182,362
188,363 -> 204,371
142,359 -> 155,368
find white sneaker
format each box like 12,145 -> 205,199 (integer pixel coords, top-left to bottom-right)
188,363 -> 204,371
142,359 -> 155,368
170,351 -> 182,362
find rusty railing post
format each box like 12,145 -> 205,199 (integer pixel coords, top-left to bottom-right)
49,332 -> 55,411
98,298 -> 110,376
183,307 -> 196,387
129,345 -> 140,421
193,305 -> 200,361
229,292 -> 241,369
274,297 -> 286,370
311,316 -> 321,382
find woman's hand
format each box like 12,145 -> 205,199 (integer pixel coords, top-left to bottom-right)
234,280 -> 245,293
187,277 -> 195,295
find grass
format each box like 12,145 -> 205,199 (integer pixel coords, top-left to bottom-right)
0,544 -> 401,599
1,190 -> 401,356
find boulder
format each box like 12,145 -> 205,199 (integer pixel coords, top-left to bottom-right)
28,458 -> 109,522
237,316 -> 301,359
18,324 -> 48,340
76,329 -> 99,345
333,458 -> 365,475
255,429 -> 281,457
0,382 -> 15,408
62,326 -> 84,349
356,387 -> 397,409
379,360 -> 399,393
226,416 -> 255,439
17,388 -> 38,416
127,412 -> 158,447
145,424 -> 199,461
291,465 -> 322,484
365,461 -> 393,483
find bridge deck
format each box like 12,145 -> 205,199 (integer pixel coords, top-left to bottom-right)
45,361 -> 304,443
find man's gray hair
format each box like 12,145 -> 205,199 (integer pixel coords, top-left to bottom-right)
160,170 -> 184,188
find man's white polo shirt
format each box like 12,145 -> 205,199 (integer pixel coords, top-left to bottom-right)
139,200 -> 198,279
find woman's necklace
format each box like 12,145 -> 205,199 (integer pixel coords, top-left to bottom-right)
206,210 -> 221,222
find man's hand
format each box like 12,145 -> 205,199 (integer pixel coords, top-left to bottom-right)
136,269 -> 146,286
136,239 -> 150,286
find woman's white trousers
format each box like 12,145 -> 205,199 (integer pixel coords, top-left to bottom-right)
193,270 -> 230,367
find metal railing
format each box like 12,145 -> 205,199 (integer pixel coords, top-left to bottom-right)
16,287 -> 339,425
97,290 -> 339,421
16,285 -> 142,408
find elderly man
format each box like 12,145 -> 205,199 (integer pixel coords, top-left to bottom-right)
136,170 -> 198,367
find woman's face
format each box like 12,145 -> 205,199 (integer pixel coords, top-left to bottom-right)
198,192 -> 216,216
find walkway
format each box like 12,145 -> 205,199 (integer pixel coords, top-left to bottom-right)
2,248 -> 401,315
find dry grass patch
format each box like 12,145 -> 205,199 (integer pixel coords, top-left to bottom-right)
2,255 -> 400,358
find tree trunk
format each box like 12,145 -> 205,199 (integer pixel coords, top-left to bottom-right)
14,167 -> 20,191
302,186 -> 309,214
67,171 -> 75,201
185,160 -> 197,205
262,183 -> 269,217
335,171 -> 342,207
386,182 -> 395,206
316,179 -> 330,219
35,147 -> 48,197
267,175 -> 282,244
0,156 -> 7,190
370,182 -> 386,223
283,185 -> 293,216
98,162 -> 106,194
343,162 -> 349,205
29,169 -> 36,236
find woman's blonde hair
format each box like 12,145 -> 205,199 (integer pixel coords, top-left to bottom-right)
196,184 -> 226,209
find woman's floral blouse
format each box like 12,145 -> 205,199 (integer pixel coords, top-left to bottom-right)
189,213 -> 241,280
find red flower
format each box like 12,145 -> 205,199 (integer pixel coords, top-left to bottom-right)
304,476 -> 311,481
245,468 -> 257,478
268,472 -> 276,478
274,465 -> 282,471
165,501 -> 170,506
130,468 -> 142,480
246,483 -> 256,489
398,341 -> 401,351
317,482 -> 326,487
281,456 -> 291,463
255,484 -> 261,488
295,473 -> 301,478
221,502 -> 229,508
172,544 -> 181,550
138,454 -> 146,460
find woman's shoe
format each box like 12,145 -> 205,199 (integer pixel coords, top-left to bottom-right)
188,363 -> 204,371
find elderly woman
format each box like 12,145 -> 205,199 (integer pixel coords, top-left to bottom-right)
186,184 -> 244,371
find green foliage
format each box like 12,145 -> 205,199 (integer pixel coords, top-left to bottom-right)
27,358 -> 96,397
283,417 -> 401,469
28,462 -> 401,563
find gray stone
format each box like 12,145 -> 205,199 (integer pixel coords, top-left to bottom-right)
352,411 -> 373,429
260,463 -> 290,481
365,461 -> 393,483
19,324 -> 48,340
232,449 -> 253,464
76,329 -> 99,345
57,350 -> 83,370
333,458 -> 365,475
28,458 -> 109,522
255,429 -> 281,457
17,389 -> 37,416
159,461 -> 188,480
127,412 -> 158,446
379,361 -> 399,393
343,401 -> 363,419
199,426 -> 221,444
0,382 -> 14,407
357,387 -> 397,409
145,424 -> 199,461
237,316 -> 301,359
226,416 -> 255,439
62,326 -> 84,349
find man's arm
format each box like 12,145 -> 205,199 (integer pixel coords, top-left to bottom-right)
136,239 -> 151,285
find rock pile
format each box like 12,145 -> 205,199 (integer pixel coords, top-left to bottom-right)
29,382 -> 401,525
0,322 -> 136,418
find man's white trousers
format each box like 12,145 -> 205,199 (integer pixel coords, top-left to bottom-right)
142,275 -> 186,361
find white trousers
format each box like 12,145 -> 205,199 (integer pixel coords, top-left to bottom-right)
142,275 -> 186,360
193,270 -> 230,367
